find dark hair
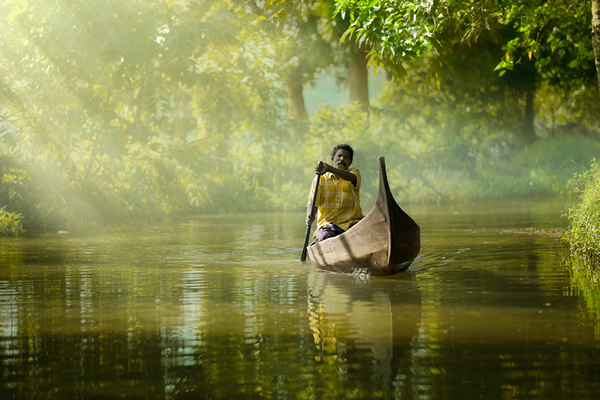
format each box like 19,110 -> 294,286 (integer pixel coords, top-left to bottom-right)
331,143 -> 354,160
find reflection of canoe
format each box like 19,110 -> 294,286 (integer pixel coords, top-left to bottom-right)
307,157 -> 420,276
307,270 -> 422,391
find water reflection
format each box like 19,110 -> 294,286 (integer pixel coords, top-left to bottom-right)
307,271 -> 422,395
0,205 -> 600,399
567,255 -> 600,341
409,201 -> 600,400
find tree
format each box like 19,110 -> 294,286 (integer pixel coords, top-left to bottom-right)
232,0 -> 336,134
0,0 -> 293,226
236,0 -> 373,120
593,0 -> 600,96
334,0 -> 598,142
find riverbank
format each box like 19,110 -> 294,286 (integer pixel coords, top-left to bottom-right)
564,159 -> 600,268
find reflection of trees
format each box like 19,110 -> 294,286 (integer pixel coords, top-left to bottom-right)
0,228 -> 331,398
0,238 -> 170,398
2,218 -> 600,399
567,255 -> 600,340
412,234 -> 600,400
0,233 -> 417,398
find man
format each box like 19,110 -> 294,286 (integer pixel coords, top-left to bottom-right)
306,143 -> 364,242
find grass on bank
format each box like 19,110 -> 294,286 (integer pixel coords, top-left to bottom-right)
564,159 -> 600,268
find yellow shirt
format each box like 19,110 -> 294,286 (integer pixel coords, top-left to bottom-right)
307,168 -> 364,232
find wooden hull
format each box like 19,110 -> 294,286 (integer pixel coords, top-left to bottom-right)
307,157 -> 420,276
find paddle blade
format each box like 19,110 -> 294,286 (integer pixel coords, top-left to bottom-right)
301,173 -> 320,262
300,224 -> 311,261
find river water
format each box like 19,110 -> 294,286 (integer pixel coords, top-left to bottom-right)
1,200 -> 599,399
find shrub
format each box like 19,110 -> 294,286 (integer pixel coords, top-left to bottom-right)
564,159 -> 600,268
0,207 -> 25,237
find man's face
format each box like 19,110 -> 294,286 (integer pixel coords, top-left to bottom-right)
331,149 -> 352,170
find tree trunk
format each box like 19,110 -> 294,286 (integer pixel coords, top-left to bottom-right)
286,64 -> 306,121
523,89 -> 536,143
517,55 -> 537,143
286,63 -> 306,142
349,45 -> 369,109
592,0 -> 600,97
286,64 -> 306,142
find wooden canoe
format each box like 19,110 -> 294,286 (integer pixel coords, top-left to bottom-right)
307,156 -> 420,276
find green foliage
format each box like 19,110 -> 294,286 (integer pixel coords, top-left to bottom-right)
333,0 -> 432,73
564,159 -> 600,267
0,164 -> 61,230
0,206 -> 24,236
291,98 -> 598,206
335,0 -> 597,93
0,0 -> 599,233
0,0 -> 290,228
467,135 -> 600,200
498,1 -> 595,86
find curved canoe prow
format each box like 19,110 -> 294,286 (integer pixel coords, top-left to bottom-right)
307,156 -> 421,276
377,156 -> 421,274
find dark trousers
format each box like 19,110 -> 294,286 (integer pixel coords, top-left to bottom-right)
314,222 -> 358,242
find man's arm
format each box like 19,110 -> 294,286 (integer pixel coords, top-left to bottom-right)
316,162 -> 357,185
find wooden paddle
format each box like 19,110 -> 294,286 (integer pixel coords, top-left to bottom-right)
300,175 -> 320,262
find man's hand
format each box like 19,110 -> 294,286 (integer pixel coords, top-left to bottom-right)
315,160 -> 357,185
315,161 -> 330,175
306,213 -> 315,226
306,205 -> 316,226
